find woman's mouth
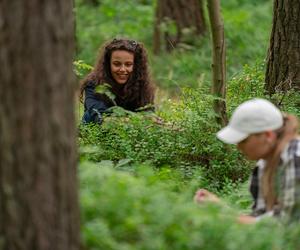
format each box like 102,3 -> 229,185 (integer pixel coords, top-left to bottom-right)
118,74 -> 128,79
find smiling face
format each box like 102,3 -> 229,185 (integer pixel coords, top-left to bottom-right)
110,50 -> 134,85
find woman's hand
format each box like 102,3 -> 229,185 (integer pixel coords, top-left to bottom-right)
237,215 -> 257,224
194,189 -> 220,204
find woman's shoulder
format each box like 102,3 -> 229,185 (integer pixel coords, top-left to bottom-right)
85,80 -> 97,89
286,138 -> 300,157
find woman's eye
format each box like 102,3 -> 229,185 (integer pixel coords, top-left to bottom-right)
125,63 -> 133,67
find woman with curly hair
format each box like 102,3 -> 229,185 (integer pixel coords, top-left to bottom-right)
80,38 -> 155,124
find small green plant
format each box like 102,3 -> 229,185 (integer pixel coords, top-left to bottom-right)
73,60 -> 93,77
95,83 -> 117,105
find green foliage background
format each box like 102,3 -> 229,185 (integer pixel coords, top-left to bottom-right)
75,0 -> 300,249
75,0 -> 272,92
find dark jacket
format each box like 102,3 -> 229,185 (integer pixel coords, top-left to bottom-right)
82,81 -> 151,124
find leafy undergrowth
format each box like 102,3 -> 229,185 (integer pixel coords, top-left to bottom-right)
78,100 -> 249,191
78,64 -> 300,249
79,63 -> 300,190
80,163 -> 300,250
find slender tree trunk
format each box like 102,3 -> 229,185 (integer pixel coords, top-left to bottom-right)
207,0 -> 228,126
265,0 -> 300,94
153,0 -> 206,54
0,1 -> 80,250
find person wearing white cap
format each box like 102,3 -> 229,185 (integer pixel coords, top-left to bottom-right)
194,98 -> 300,223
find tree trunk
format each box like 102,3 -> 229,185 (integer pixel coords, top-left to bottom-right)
207,0 -> 228,126
0,1 -> 80,250
265,0 -> 300,94
153,0 -> 206,54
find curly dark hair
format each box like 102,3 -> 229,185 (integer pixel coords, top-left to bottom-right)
80,38 -> 155,109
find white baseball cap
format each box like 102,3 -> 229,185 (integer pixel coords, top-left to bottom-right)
217,98 -> 283,144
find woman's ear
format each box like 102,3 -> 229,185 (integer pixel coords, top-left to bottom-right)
264,130 -> 277,144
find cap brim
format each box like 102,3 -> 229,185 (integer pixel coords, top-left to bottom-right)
216,126 -> 249,144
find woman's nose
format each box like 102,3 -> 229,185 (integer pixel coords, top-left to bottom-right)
119,64 -> 126,71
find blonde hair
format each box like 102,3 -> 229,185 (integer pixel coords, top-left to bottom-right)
262,114 -> 299,210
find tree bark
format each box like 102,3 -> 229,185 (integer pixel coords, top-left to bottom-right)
153,0 -> 206,54
0,1 -> 80,250
265,0 -> 300,94
207,0 -> 228,126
